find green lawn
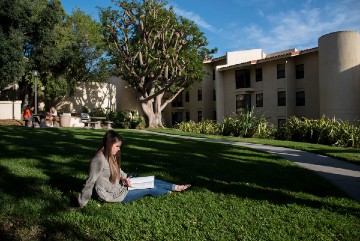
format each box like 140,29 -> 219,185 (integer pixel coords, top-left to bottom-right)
148,128 -> 360,164
0,126 -> 359,240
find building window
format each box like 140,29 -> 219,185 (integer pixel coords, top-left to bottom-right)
213,89 -> 216,101
185,111 -> 190,121
296,64 -> 304,79
197,111 -> 202,122
256,93 -> 263,107
213,111 -> 216,120
171,112 -> 182,126
185,91 -> 189,102
296,91 -> 305,106
213,69 -> 215,80
278,91 -> 286,106
277,64 -> 285,79
256,68 -> 262,82
172,93 -> 183,107
236,94 -> 251,113
235,69 -> 250,88
198,89 -> 202,101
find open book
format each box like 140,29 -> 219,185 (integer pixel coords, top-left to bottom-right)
128,176 -> 155,190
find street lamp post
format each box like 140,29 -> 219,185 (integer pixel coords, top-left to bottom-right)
33,70 -> 39,115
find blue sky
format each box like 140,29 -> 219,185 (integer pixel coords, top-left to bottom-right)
61,0 -> 360,57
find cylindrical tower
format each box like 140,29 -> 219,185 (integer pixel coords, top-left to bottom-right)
318,31 -> 360,122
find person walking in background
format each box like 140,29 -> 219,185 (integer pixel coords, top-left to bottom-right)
75,130 -> 191,209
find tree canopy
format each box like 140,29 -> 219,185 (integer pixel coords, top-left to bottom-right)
100,0 -> 216,127
0,0 -> 112,107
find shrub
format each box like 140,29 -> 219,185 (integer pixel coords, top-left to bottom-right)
108,110 -> 144,129
89,107 -> 107,117
174,112 -> 359,148
253,121 -> 276,139
199,120 -> 221,134
275,116 -> 360,147
221,108 -> 272,138
81,106 -> 90,113
174,120 -> 197,132
175,120 -> 220,135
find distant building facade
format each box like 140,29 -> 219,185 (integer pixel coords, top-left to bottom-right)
162,30 -> 360,126
40,30 -> 359,126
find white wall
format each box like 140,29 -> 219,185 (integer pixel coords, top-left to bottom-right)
56,80 -> 117,113
226,49 -> 265,65
0,101 -> 22,120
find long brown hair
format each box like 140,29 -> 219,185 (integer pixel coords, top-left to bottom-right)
100,130 -> 123,184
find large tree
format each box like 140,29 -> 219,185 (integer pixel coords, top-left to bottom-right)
100,0 -> 215,127
0,0 -> 33,91
42,8 -> 112,105
0,0 -> 112,108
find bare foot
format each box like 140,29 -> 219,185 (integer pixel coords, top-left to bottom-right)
174,184 -> 192,192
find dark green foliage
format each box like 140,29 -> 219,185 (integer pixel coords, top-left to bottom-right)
99,0 -> 216,127
276,116 -> 360,148
221,109 -> 273,138
175,120 -> 221,135
0,0 -> 32,89
108,110 -> 145,129
0,0 -> 112,109
176,109 -> 273,138
220,109 -> 273,138
89,107 -> 108,117
174,112 -> 359,148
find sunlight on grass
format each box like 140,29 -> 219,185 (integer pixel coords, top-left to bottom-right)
149,128 -> 360,164
0,126 -> 359,240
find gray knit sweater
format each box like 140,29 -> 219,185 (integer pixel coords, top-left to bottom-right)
78,153 -> 128,207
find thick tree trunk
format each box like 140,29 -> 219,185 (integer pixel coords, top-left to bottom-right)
140,97 -> 164,128
146,111 -> 163,128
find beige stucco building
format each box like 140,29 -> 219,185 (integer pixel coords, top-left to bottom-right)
162,30 -> 360,127
29,30 -> 357,127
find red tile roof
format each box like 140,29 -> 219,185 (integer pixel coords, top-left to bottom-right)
218,47 -> 318,71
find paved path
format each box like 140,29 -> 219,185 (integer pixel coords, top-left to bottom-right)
138,130 -> 360,202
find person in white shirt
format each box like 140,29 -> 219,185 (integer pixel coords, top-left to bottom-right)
48,107 -> 58,127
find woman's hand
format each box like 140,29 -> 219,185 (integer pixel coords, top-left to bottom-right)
122,178 -> 132,187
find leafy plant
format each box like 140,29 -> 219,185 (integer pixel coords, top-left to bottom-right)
221,108 -> 271,138
275,116 -> 360,147
108,110 -> 144,129
175,120 -> 220,135
90,107 -> 107,117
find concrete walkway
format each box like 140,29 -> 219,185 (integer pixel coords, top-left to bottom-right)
138,130 -> 360,202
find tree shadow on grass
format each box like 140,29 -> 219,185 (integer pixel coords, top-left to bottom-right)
0,127 -> 109,240
0,127 -> 359,240
0,127 -> 358,208
121,131 -> 360,214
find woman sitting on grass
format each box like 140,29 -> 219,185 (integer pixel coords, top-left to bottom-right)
76,130 -> 191,208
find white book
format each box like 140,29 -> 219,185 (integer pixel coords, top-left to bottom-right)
128,176 -> 155,190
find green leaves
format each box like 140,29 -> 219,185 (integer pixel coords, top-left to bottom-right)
221,108 -> 273,138
277,116 -> 360,147
99,0 -> 216,126
0,0 -> 112,107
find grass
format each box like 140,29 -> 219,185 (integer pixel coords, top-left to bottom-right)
0,126 -> 359,240
148,128 -> 360,164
